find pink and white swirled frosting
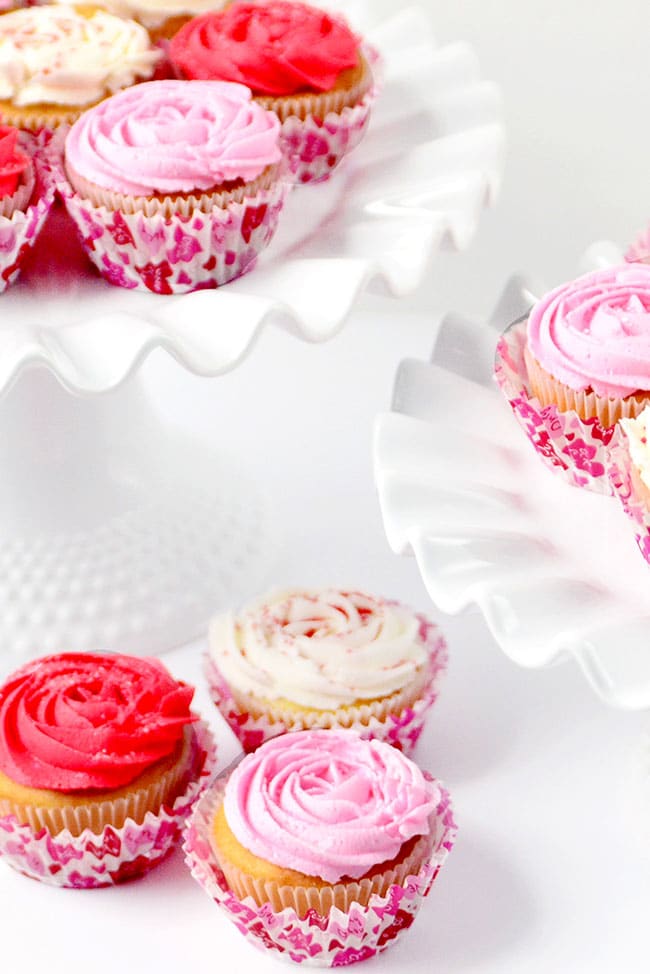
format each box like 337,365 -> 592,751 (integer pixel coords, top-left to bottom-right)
65,80 -> 282,196
527,265 -> 650,399
223,729 -> 438,883
209,588 -> 430,709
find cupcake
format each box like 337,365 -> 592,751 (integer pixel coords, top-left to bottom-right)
206,588 -> 447,754
0,126 -> 56,291
169,1 -> 376,183
93,0 -> 228,41
0,5 -> 161,132
608,406 -> 650,567
184,729 -> 456,965
55,79 -> 289,293
0,651 -> 214,886
495,265 -> 650,493
0,123 -> 32,216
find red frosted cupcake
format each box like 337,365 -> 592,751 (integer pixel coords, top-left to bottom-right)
0,123 -> 31,215
0,125 -> 56,292
169,1 -> 376,183
0,652 -> 214,886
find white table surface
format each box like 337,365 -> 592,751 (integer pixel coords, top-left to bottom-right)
3,0 -> 650,970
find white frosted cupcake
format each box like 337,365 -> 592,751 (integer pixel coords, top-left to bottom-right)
0,5 -> 161,131
206,588 -> 447,754
609,406 -> 650,566
92,0 -> 227,40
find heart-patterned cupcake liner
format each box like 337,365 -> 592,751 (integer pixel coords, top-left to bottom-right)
204,613 -> 448,755
0,720 -> 215,888
183,769 -> 456,967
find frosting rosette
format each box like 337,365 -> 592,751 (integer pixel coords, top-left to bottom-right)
0,5 -> 160,108
223,730 -> 438,883
64,79 -> 282,196
0,652 -> 196,791
169,1 -> 360,96
209,588 -> 430,710
527,265 -> 650,399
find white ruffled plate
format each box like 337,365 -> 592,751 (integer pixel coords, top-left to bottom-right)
0,4 -> 504,395
374,249 -> 650,711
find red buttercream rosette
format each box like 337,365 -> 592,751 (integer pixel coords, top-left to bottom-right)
0,652 -> 197,791
170,1 -> 360,95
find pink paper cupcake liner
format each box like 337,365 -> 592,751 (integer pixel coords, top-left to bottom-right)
183,771 -> 456,967
0,720 -> 215,888
50,142 -> 291,295
0,129 -> 57,293
495,317 -> 617,494
204,615 -> 448,755
282,85 -> 377,185
608,431 -> 650,566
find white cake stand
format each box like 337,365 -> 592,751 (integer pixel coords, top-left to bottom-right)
374,244 -> 650,711
0,5 -> 505,668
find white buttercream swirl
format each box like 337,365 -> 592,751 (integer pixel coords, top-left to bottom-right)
209,589 -> 429,709
0,5 -> 160,107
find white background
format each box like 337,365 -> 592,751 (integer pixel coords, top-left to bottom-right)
3,1 -> 650,971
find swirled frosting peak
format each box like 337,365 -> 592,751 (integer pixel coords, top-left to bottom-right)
0,5 -> 160,107
65,79 -> 282,195
224,729 -> 438,882
527,265 -> 650,398
209,588 -> 430,709
170,1 -> 360,96
0,652 -> 196,791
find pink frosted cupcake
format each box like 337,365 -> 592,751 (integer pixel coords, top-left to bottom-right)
0,125 -> 56,291
169,1 -> 376,183
206,587 -> 447,754
0,652 -> 214,886
56,79 -> 289,293
184,729 -> 456,965
495,265 -> 650,492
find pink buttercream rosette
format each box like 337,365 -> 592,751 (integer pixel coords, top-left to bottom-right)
0,129 -> 57,293
204,612 -> 448,756
0,720 -> 215,888
51,80 -> 291,295
183,764 -> 456,967
495,317 -> 617,494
